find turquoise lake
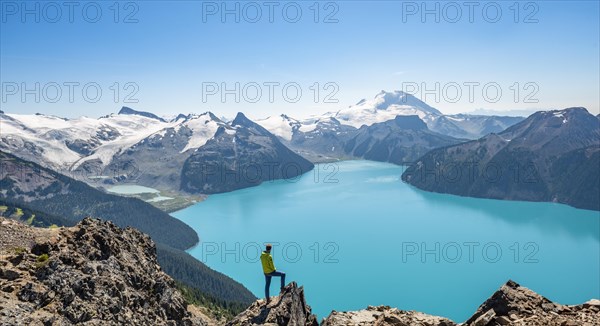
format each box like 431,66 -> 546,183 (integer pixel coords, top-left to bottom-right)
172,160 -> 600,322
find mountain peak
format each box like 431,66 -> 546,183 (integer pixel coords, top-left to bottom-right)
506,107 -> 597,135
231,112 -> 275,137
375,89 -> 407,98
118,107 -> 166,122
232,112 -> 252,126
173,113 -> 189,121
369,90 -> 443,116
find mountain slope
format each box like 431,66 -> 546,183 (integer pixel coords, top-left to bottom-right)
255,91 -> 524,162
0,110 -> 174,172
330,90 -> 523,139
256,114 -> 358,161
0,217 -> 214,325
0,150 -> 198,249
0,199 -> 71,228
105,112 -> 227,190
344,115 -> 465,164
118,106 -> 167,122
0,151 -> 256,317
156,243 -> 256,314
230,279 -> 599,326
1,109 -> 315,195
402,107 -> 600,210
319,280 -> 599,326
181,113 -> 314,194
428,114 -> 524,139
333,90 -> 443,128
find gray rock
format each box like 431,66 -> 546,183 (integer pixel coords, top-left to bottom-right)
226,282 -> 318,326
0,217 -> 212,325
322,305 -> 456,326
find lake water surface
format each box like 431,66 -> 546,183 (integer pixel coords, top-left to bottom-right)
172,161 -> 600,322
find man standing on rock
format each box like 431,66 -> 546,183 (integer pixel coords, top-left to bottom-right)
261,244 -> 286,304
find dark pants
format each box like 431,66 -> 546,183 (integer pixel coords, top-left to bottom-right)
264,270 -> 286,299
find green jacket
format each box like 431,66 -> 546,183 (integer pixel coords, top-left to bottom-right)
260,251 -> 276,274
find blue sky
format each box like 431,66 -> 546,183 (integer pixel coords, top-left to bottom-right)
1,0 -> 599,119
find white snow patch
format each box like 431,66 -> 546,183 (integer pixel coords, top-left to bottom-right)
255,115 -> 298,141
180,113 -> 220,152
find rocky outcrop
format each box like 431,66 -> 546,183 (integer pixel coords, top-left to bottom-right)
2,217 -> 597,326
322,306 -> 456,326
464,280 -> 600,326
232,280 -> 598,326
226,282 -> 318,326
0,217 -> 212,325
321,280 -> 599,326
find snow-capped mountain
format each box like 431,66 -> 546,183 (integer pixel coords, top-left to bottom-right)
0,91 -> 528,191
255,90 -> 525,159
1,110 -> 169,171
329,90 -> 525,138
255,114 -> 358,161
255,114 -> 301,141
181,113 -> 313,193
0,107 -> 224,173
332,90 -> 443,128
257,90 -> 524,141
0,107 -> 313,192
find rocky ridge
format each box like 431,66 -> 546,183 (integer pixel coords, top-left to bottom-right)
232,280 -> 599,326
226,282 -> 318,326
2,218 -> 598,325
0,217 -> 214,325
